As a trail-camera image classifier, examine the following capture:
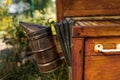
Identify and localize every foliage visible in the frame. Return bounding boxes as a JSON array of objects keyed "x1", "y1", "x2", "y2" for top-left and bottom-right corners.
[
  {"x1": 39, "y1": 64, "x2": 68, "y2": 80},
  {"x1": 21, "y1": 0, "x2": 55, "y2": 11},
  {"x1": 0, "y1": 50, "x2": 40, "y2": 80},
  {"x1": 0, "y1": 47, "x2": 68, "y2": 80},
  {"x1": 34, "y1": 0, "x2": 55, "y2": 11}
]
